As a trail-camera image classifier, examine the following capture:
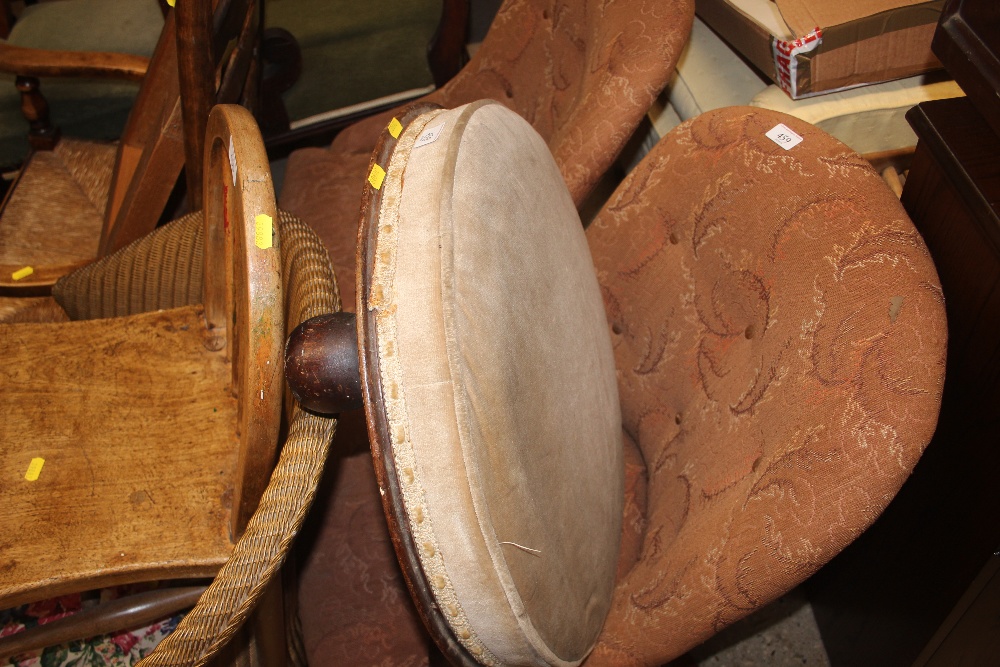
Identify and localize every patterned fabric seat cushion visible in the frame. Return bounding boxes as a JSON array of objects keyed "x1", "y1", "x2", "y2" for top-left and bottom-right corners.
[
  {"x1": 294, "y1": 103, "x2": 947, "y2": 665},
  {"x1": 0, "y1": 586, "x2": 182, "y2": 667}
]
